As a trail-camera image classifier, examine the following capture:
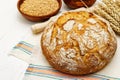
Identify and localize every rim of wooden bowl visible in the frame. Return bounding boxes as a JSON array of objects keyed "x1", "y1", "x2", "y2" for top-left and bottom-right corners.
[{"x1": 17, "y1": 0, "x2": 62, "y2": 22}]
